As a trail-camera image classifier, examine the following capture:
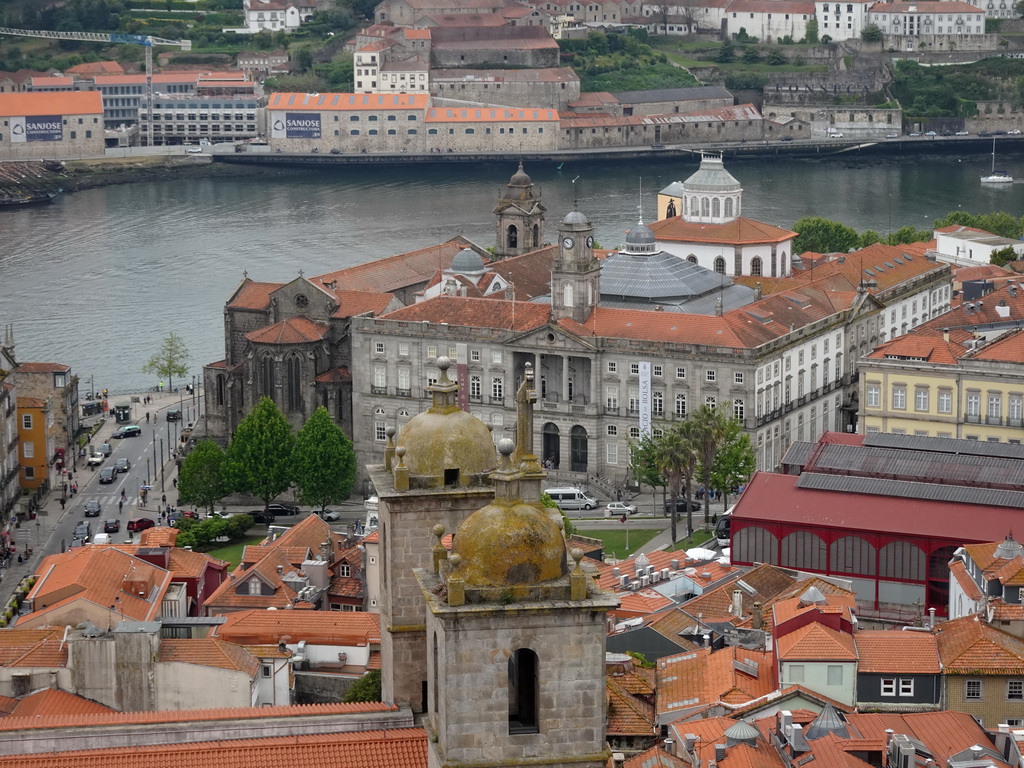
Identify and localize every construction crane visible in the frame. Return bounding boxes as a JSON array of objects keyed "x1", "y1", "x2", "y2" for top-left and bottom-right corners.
[{"x1": 0, "y1": 28, "x2": 192, "y2": 147}]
